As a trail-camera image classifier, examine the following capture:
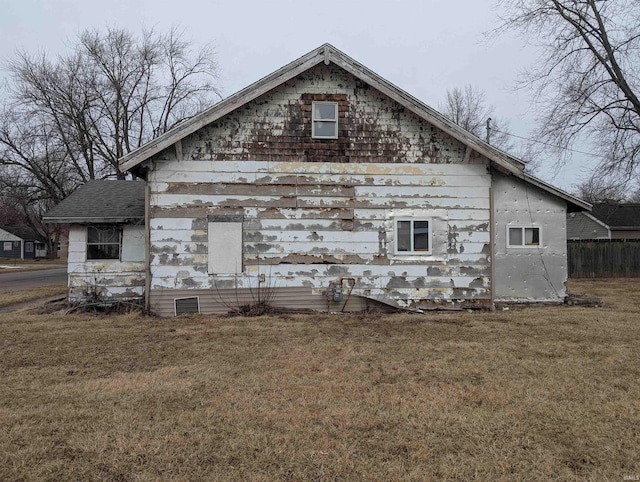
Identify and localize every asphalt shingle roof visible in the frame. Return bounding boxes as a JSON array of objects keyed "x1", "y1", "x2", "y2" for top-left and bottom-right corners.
[
  {"x1": 0, "y1": 225, "x2": 47, "y2": 242},
  {"x1": 590, "y1": 203, "x2": 640, "y2": 229},
  {"x1": 43, "y1": 180, "x2": 145, "y2": 224}
]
